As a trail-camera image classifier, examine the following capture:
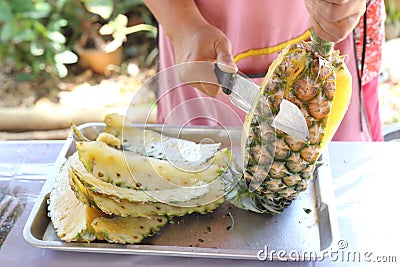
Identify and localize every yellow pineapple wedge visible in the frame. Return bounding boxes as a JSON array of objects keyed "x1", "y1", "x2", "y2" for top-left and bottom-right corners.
[
  {"x1": 48, "y1": 153, "x2": 106, "y2": 242},
  {"x1": 227, "y1": 28, "x2": 352, "y2": 214}
]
